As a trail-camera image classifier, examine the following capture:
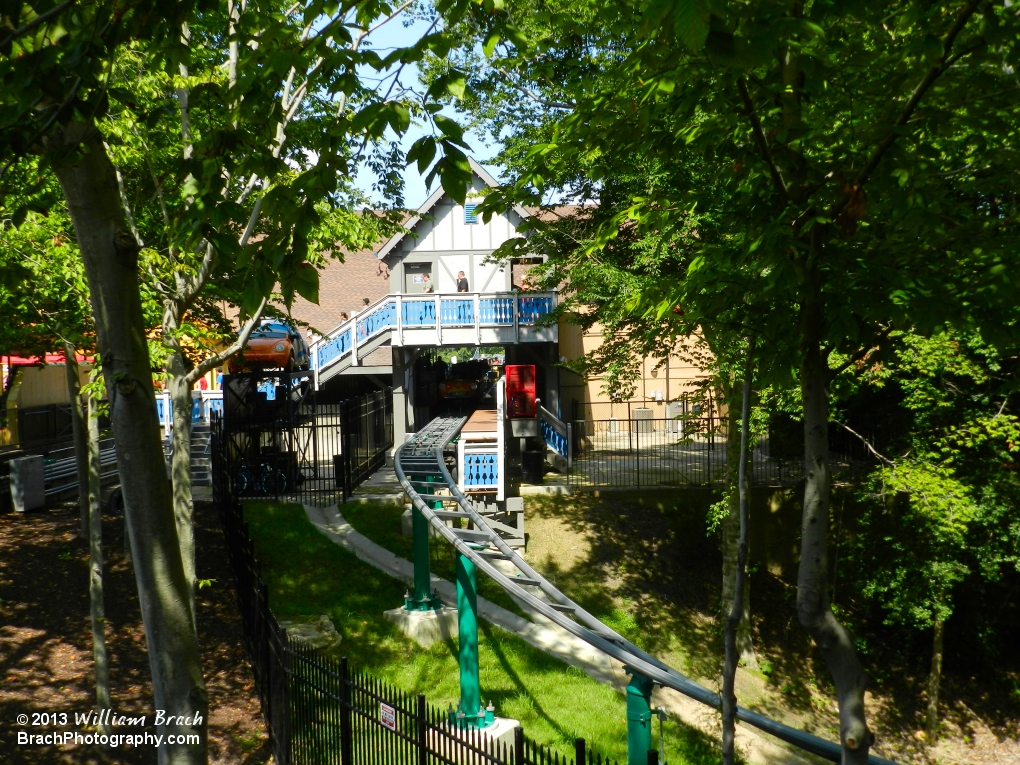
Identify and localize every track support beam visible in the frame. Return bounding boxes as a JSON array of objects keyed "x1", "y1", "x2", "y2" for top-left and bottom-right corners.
[
  {"x1": 626, "y1": 671, "x2": 654, "y2": 765},
  {"x1": 454, "y1": 545, "x2": 494, "y2": 728},
  {"x1": 405, "y1": 475, "x2": 442, "y2": 612}
]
